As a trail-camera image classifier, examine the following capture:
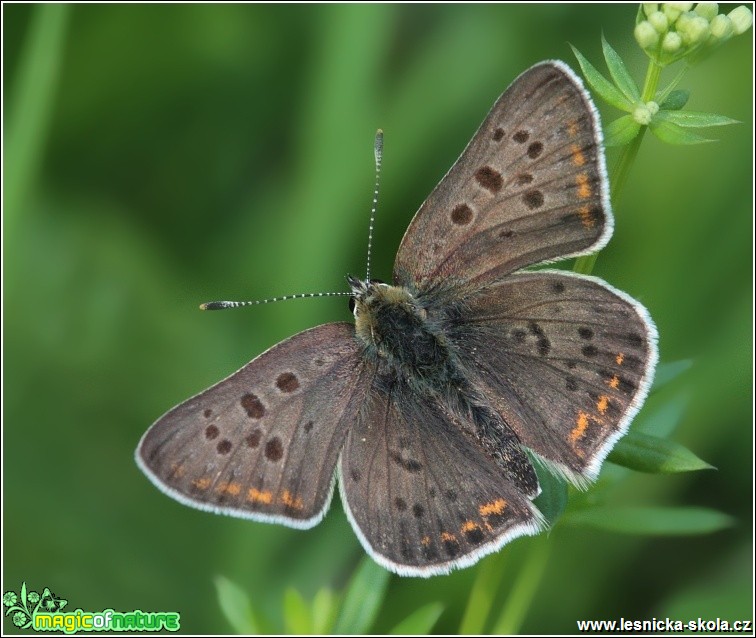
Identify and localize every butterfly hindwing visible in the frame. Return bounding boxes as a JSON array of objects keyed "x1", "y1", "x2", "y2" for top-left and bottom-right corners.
[
  {"x1": 394, "y1": 61, "x2": 610, "y2": 291},
  {"x1": 339, "y1": 373, "x2": 543, "y2": 576},
  {"x1": 137, "y1": 323, "x2": 368, "y2": 528},
  {"x1": 447, "y1": 271, "x2": 658, "y2": 484}
]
